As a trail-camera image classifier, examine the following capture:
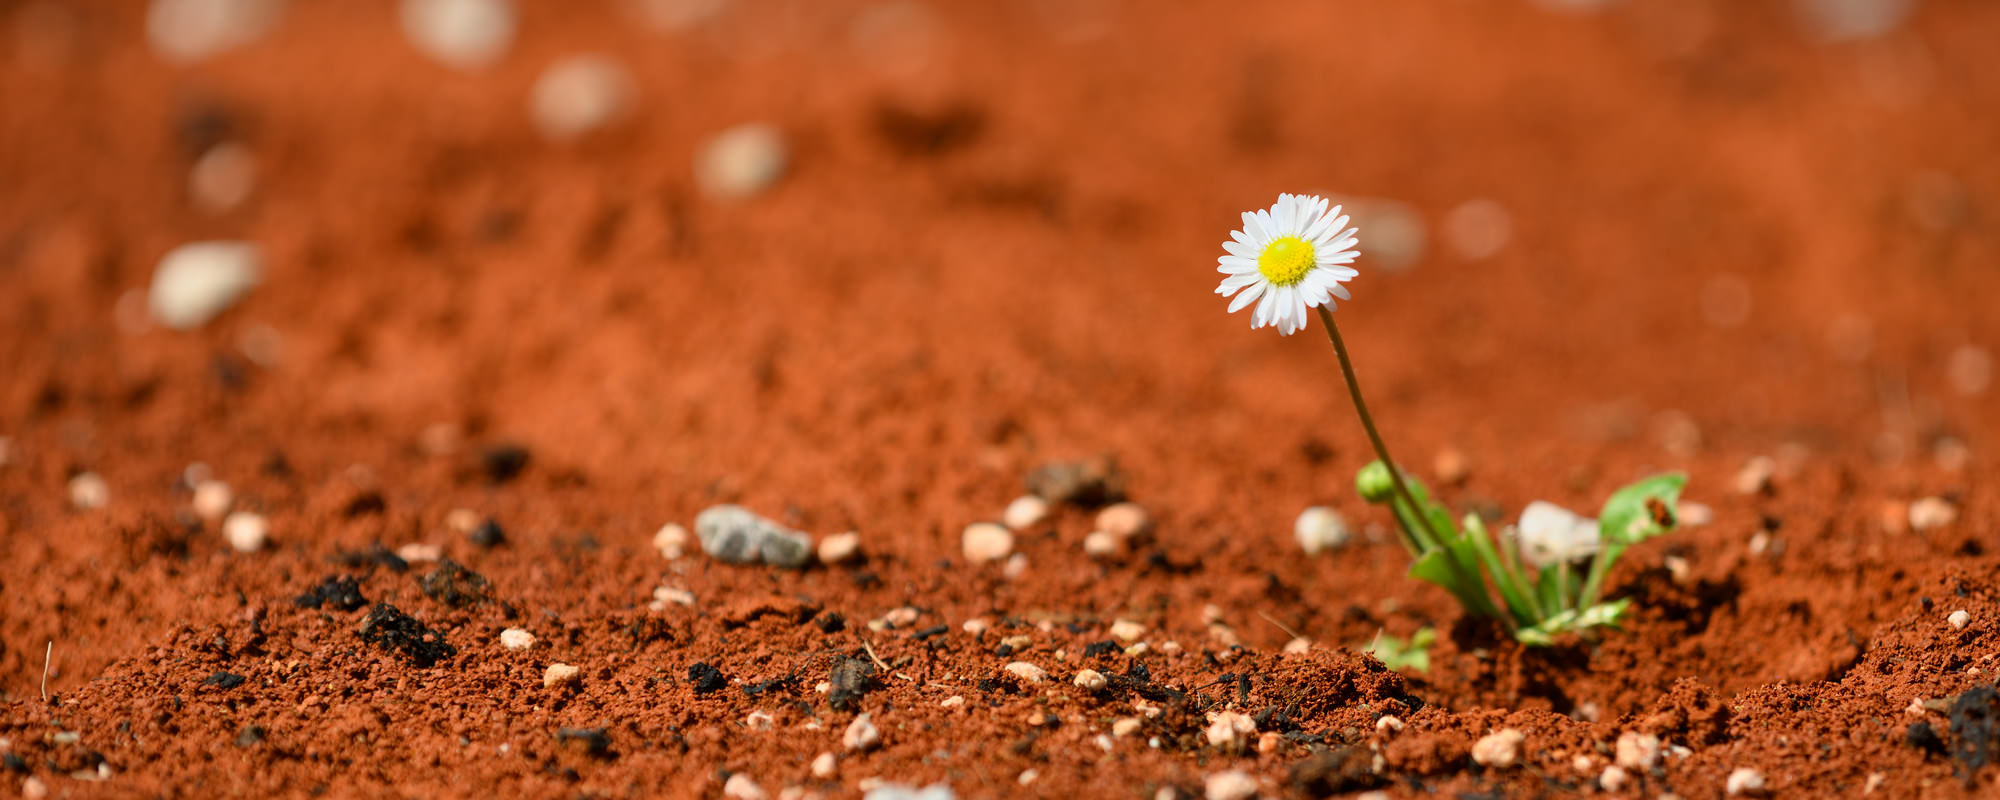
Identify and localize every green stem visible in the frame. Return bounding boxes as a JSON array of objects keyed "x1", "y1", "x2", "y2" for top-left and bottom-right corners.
[
  {"x1": 1577, "y1": 543, "x2": 1623, "y2": 609},
  {"x1": 1556, "y1": 560, "x2": 1574, "y2": 613},
  {"x1": 1316, "y1": 306, "x2": 1448, "y2": 552}
]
